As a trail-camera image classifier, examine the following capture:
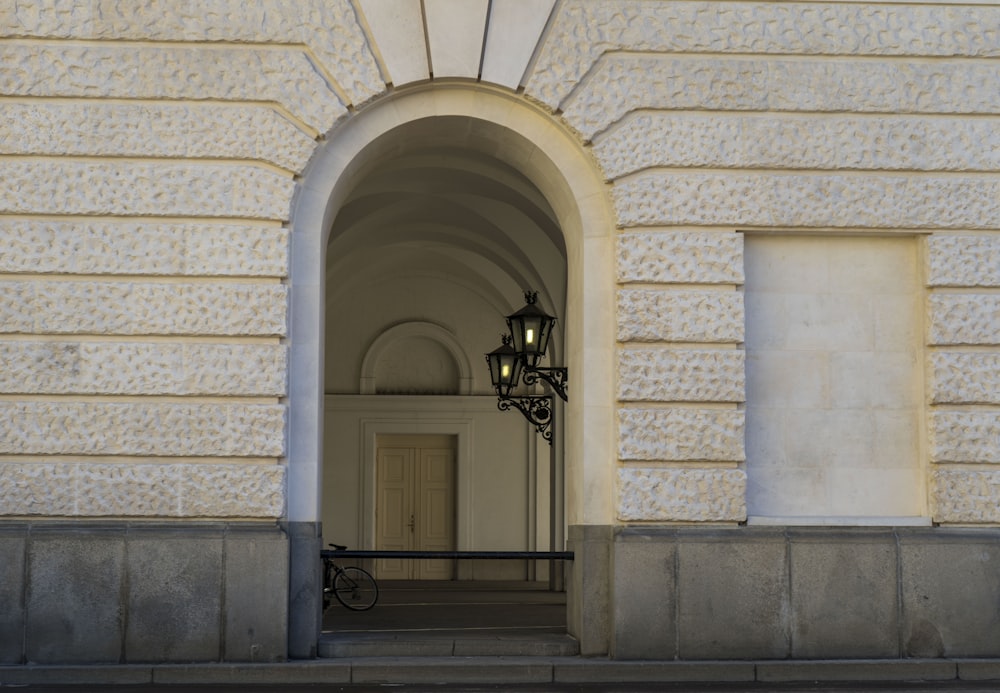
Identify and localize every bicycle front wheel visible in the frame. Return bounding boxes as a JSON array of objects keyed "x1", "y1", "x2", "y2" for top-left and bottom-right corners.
[{"x1": 333, "y1": 566, "x2": 378, "y2": 611}]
